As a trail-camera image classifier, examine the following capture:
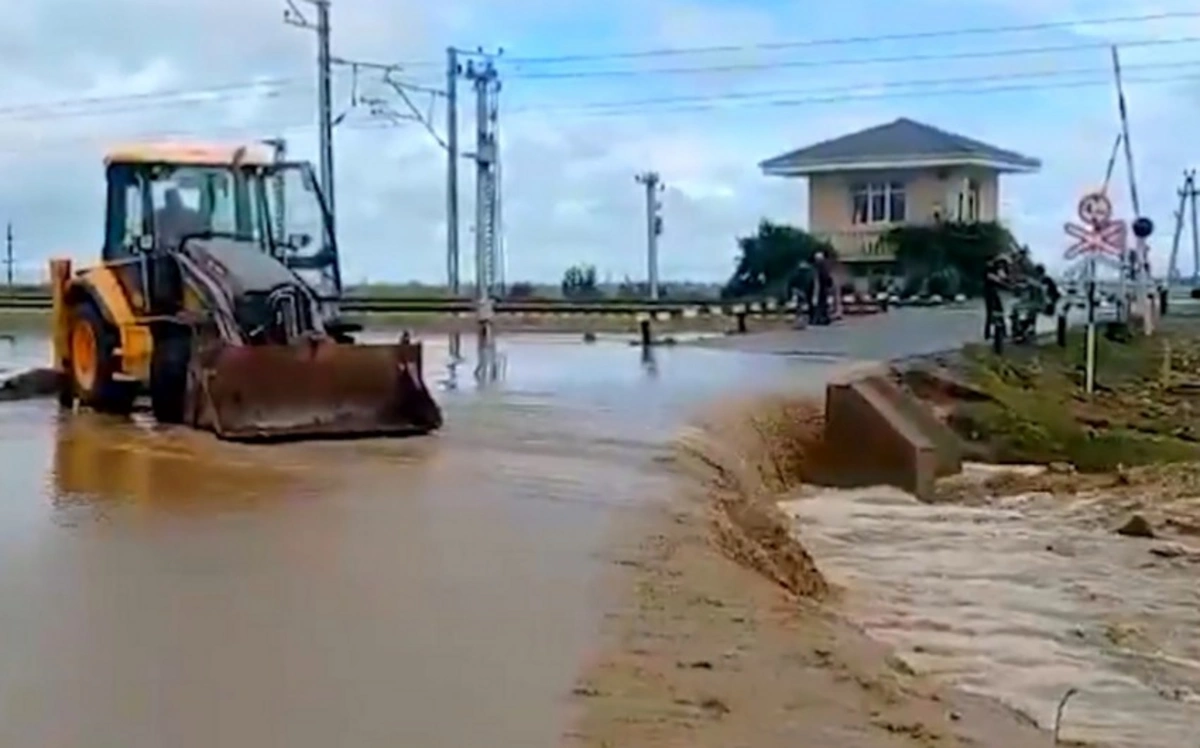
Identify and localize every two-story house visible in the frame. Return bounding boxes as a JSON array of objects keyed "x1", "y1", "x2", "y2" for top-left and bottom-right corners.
[{"x1": 759, "y1": 117, "x2": 1040, "y2": 281}]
